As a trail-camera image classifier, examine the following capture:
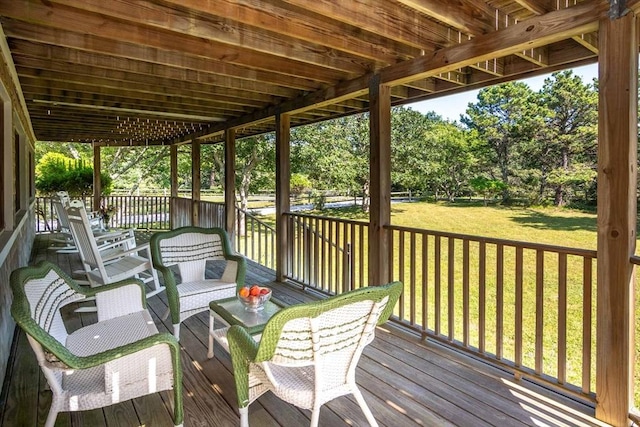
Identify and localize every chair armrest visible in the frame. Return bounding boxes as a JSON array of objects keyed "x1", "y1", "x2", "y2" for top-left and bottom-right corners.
[
  {"x1": 228, "y1": 325, "x2": 259, "y2": 408},
  {"x1": 92, "y1": 279, "x2": 147, "y2": 321},
  {"x1": 94, "y1": 229, "x2": 134, "y2": 243},
  {"x1": 100, "y1": 242, "x2": 151, "y2": 262}
]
